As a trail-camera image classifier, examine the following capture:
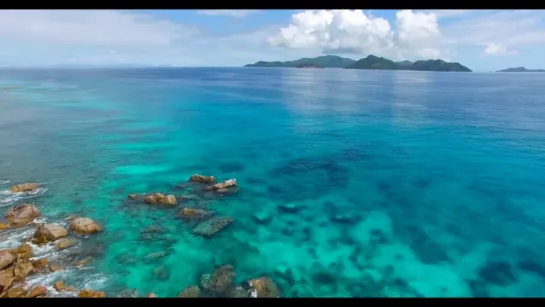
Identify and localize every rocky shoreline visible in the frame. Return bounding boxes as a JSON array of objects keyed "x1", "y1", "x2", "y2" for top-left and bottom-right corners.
[{"x1": 0, "y1": 175, "x2": 281, "y2": 298}]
